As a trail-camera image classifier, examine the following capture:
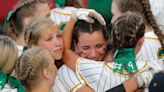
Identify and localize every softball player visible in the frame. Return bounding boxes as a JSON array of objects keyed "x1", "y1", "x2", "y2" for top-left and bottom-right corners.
[
  {"x1": 56, "y1": 65, "x2": 84, "y2": 92},
  {"x1": 62, "y1": 13, "x2": 162, "y2": 92},
  {"x1": 75, "y1": 57, "x2": 161, "y2": 92},
  {"x1": 137, "y1": 31, "x2": 164, "y2": 68},
  {"x1": 110, "y1": 0, "x2": 164, "y2": 68},
  {"x1": 52, "y1": 8, "x2": 107, "y2": 92}
]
